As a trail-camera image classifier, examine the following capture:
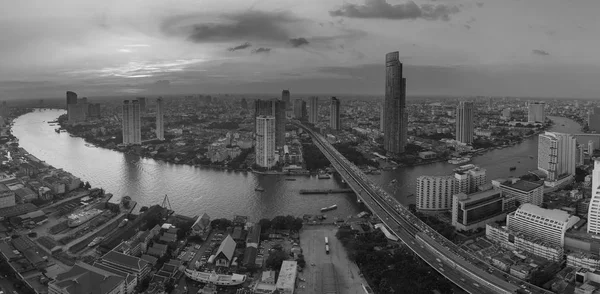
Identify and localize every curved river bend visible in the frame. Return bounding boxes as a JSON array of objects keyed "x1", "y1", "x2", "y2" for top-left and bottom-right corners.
[{"x1": 12, "y1": 109, "x2": 582, "y2": 220}]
